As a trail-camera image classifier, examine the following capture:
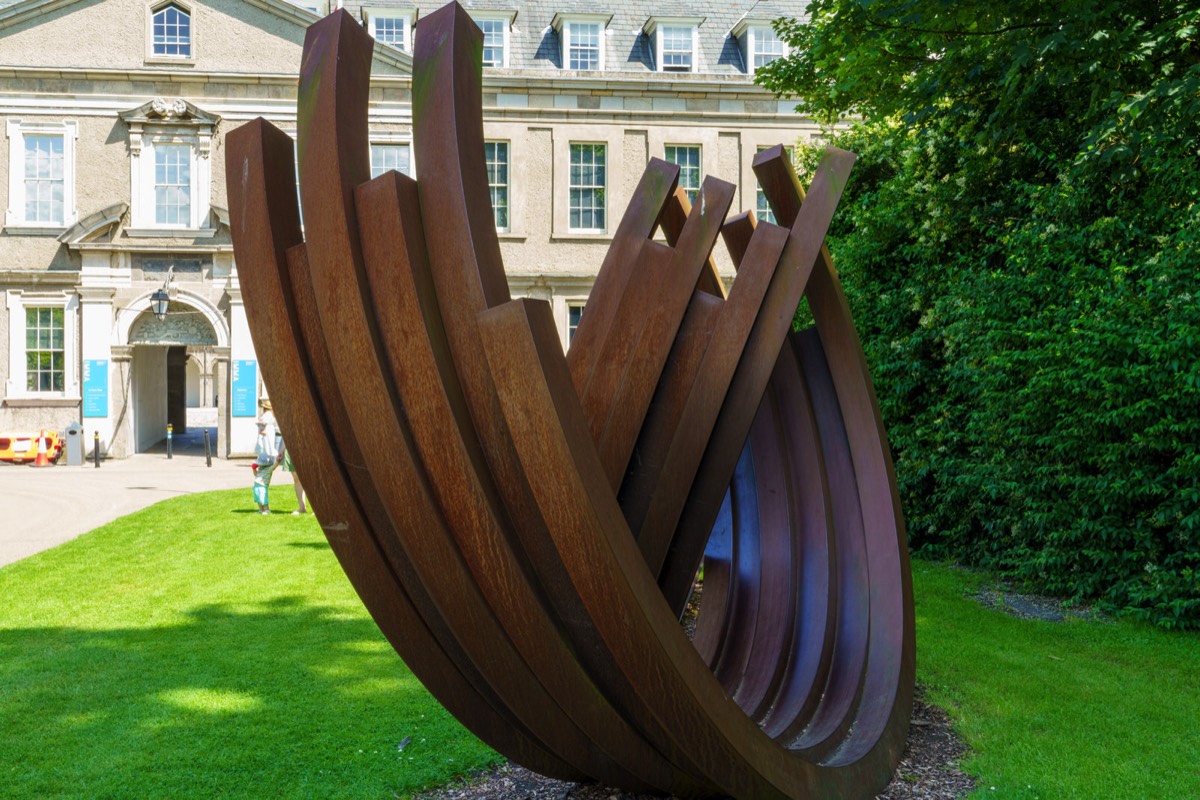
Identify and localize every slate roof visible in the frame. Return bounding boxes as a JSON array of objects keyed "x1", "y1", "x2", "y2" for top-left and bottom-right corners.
[{"x1": 344, "y1": 0, "x2": 808, "y2": 76}]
